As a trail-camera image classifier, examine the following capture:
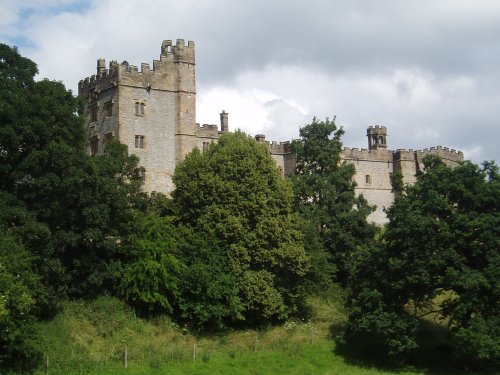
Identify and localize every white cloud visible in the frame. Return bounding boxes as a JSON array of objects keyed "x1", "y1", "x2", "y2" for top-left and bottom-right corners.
[{"x1": 1, "y1": 0, "x2": 499, "y2": 163}]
